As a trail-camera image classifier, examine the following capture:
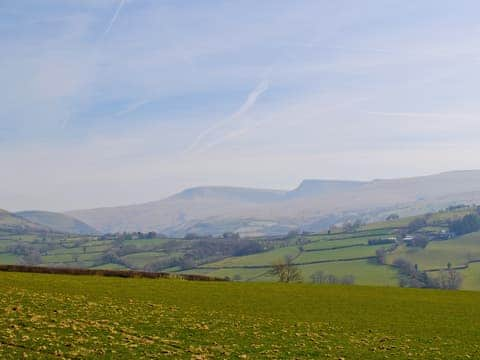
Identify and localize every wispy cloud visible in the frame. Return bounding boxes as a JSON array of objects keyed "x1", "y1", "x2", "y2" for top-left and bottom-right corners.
[
  {"x1": 185, "y1": 78, "x2": 269, "y2": 153},
  {"x1": 114, "y1": 99, "x2": 150, "y2": 117},
  {"x1": 103, "y1": 0, "x2": 126, "y2": 37},
  {"x1": 5, "y1": 1, "x2": 480, "y2": 211}
]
